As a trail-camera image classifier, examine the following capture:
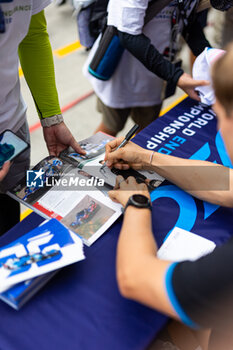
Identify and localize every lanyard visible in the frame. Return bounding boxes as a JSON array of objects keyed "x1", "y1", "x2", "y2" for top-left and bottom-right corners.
[
  {"x1": 166, "y1": 1, "x2": 184, "y2": 62},
  {"x1": 167, "y1": 0, "x2": 198, "y2": 62},
  {"x1": 177, "y1": 0, "x2": 188, "y2": 26}
]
